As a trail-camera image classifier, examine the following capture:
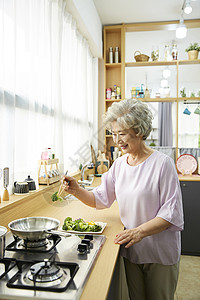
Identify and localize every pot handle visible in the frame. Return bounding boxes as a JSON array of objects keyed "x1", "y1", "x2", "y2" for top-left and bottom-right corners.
[
  {"x1": 14, "y1": 181, "x2": 17, "y2": 188},
  {"x1": 45, "y1": 230, "x2": 72, "y2": 237}
]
